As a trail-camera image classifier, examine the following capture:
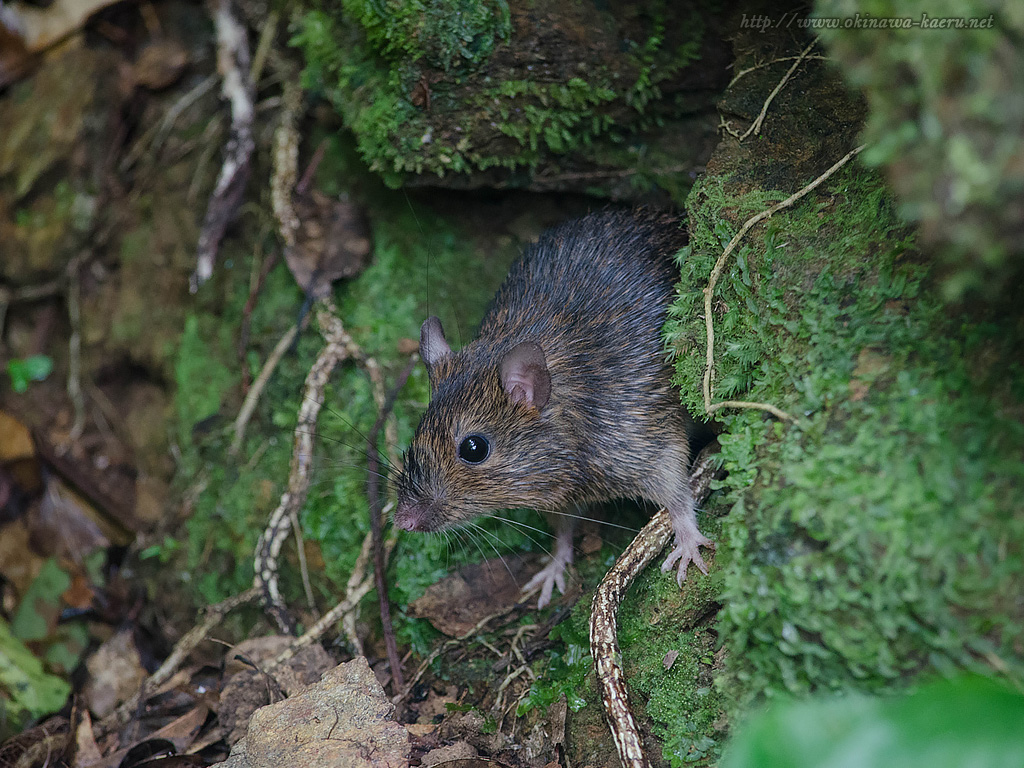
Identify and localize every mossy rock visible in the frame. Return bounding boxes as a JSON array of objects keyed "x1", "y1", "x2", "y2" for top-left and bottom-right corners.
[
  {"x1": 591, "y1": 22, "x2": 1024, "y2": 762},
  {"x1": 673, "y1": 159, "x2": 1024, "y2": 713},
  {"x1": 291, "y1": 0, "x2": 734, "y2": 200}
]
